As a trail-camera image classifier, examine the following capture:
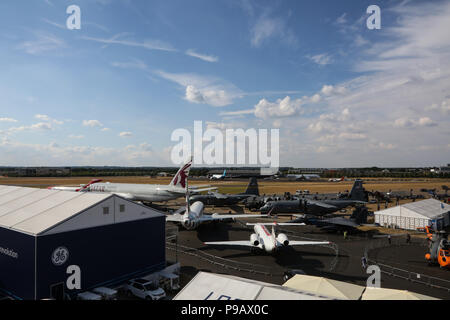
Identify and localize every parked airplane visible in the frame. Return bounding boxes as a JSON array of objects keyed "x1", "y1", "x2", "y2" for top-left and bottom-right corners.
[
  {"x1": 328, "y1": 176, "x2": 346, "y2": 182},
  {"x1": 48, "y1": 159, "x2": 214, "y2": 203},
  {"x1": 210, "y1": 170, "x2": 226, "y2": 180},
  {"x1": 293, "y1": 205, "x2": 370, "y2": 233},
  {"x1": 189, "y1": 177, "x2": 259, "y2": 206},
  {"x1": 260, "y1": 179, "x2": 367, "y2": 215},
  {"x1": 286, "y1": 174, "x2": 320, "y2": 181},
  {"x1": 166, "y1": 181, "x2": 266, "y2": 230},
  {"x1": 204, "y1": 222, "x2": 330, "y2": 254}
]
